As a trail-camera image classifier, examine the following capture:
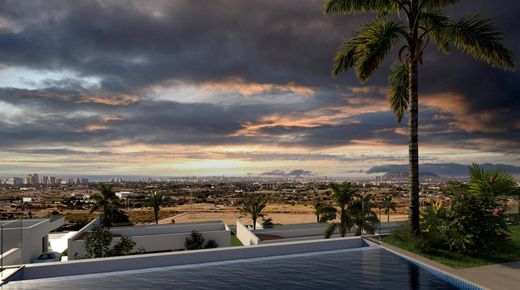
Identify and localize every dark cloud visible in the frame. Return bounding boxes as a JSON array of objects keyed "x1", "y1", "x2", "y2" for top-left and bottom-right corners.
[
  {"x1": 0, "y1": 0, "x2": 518, "y2": 167},
  {"x1": 261, "y1": 169, "x2": 315, "y2": 177}
]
